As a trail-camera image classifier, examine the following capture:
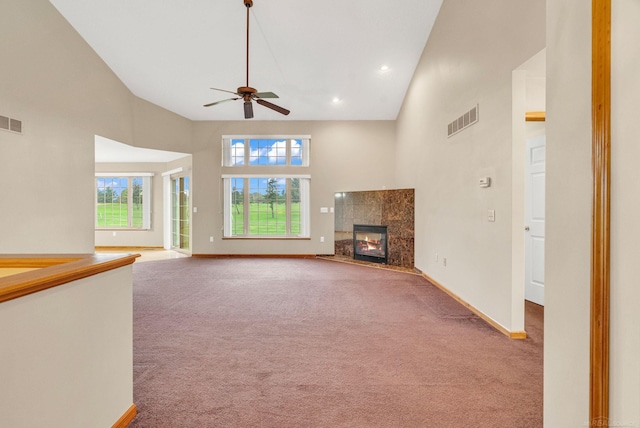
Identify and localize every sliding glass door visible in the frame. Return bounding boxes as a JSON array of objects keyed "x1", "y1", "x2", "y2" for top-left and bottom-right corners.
[{"x1": 171, "y1": 176, "x2": 190, "y2": 250}]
